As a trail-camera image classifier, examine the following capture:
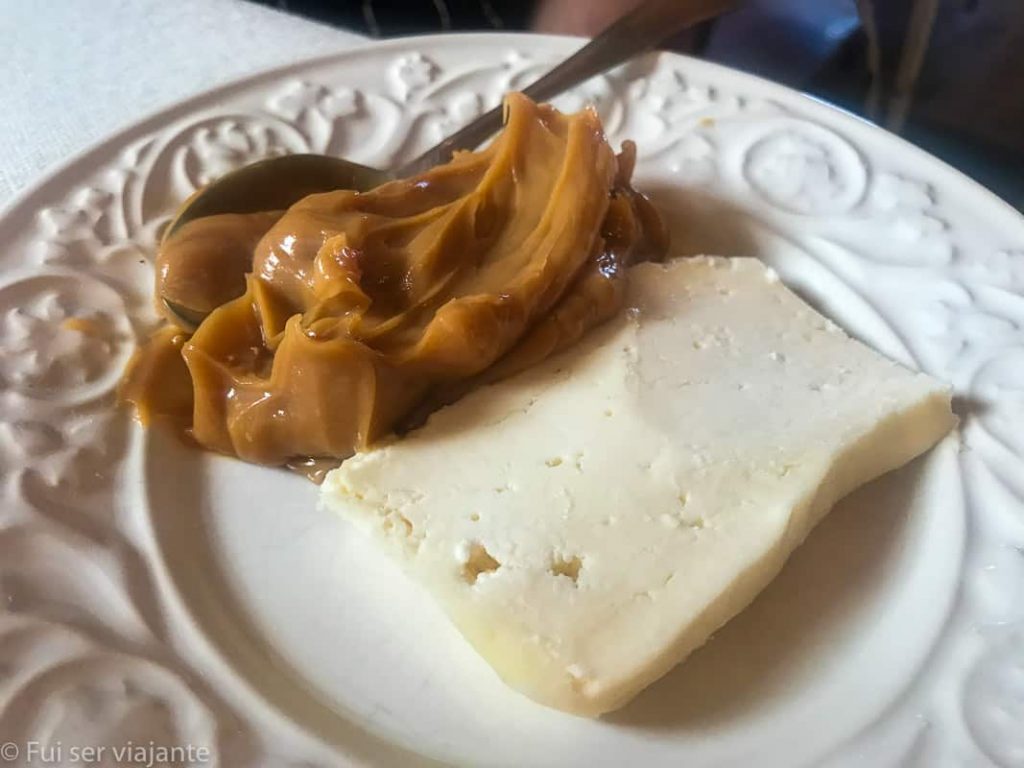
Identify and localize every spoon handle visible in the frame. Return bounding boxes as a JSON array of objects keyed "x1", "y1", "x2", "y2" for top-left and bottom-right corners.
[{"x1": 393, "y1": 0, "x2": 737, "y2": 179}]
